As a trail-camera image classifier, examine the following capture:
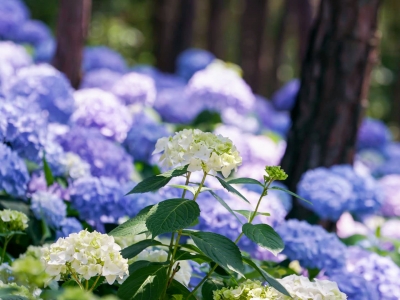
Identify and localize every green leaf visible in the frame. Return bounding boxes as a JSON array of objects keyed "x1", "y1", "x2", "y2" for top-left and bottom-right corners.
[
  {"x1": 109, "y1": 205, "x2": 153, "y2": 237},
  {"x1": 40, "y1": 219, "x2": 52, "y2": 243},
  {"x1": 121, "y1": 239, "x2": 163, "y2": 259},
  {"x1": 202, "y1": 279, "x2": 224, "y2": 300},
  {"x1": 270, "y1": 186, "x2": 312, "y2": 205},
  {"x1": 186, "y1": 231, "x2": 244, "y2": 276},
  {"x1": 127, "y1": 166, "x2": 188, "y2": 194},
  {"x1": 118, "y1": 263, "x2": 168, "y2": 300},
  {"x1": 234, "y1": 210, "x2": 270, "y2": 220},
  {"x1": 242, "y1": 223, "x2": 284, "y2": 256},
  {"x1": 167, "y1": 280, "x2": 196, "y2": 300},
  {"x1": 146, "y1": 199, "x2": 200, "y2": 237},
  {"x1": 227, "y1": 178, "x2": 263, "y2": 186},
  {"x1": 42, "y1": 153, "x2": 54, "y2": 187},
  {"x1": 307, "y1": 268, "x2": 320, "y2": 280},
  {"x1": 242, "y1": 257, "x2": 290, "y2": 297},
  {"x1": 168, "y1": 185, "x2": 197, "y2": 195},
  {"x1": 209, "y1": 191, "x2": 243, "y2": 224},
  {"x1": 128, "y1": 260, "x2": 153, "y2": 274},
  {"x1": 216, "y1": 177, "x2": 250, "y2": 204},
  {"x1": 174, "y1": 249, "x2": 211, "y2": 264}
]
